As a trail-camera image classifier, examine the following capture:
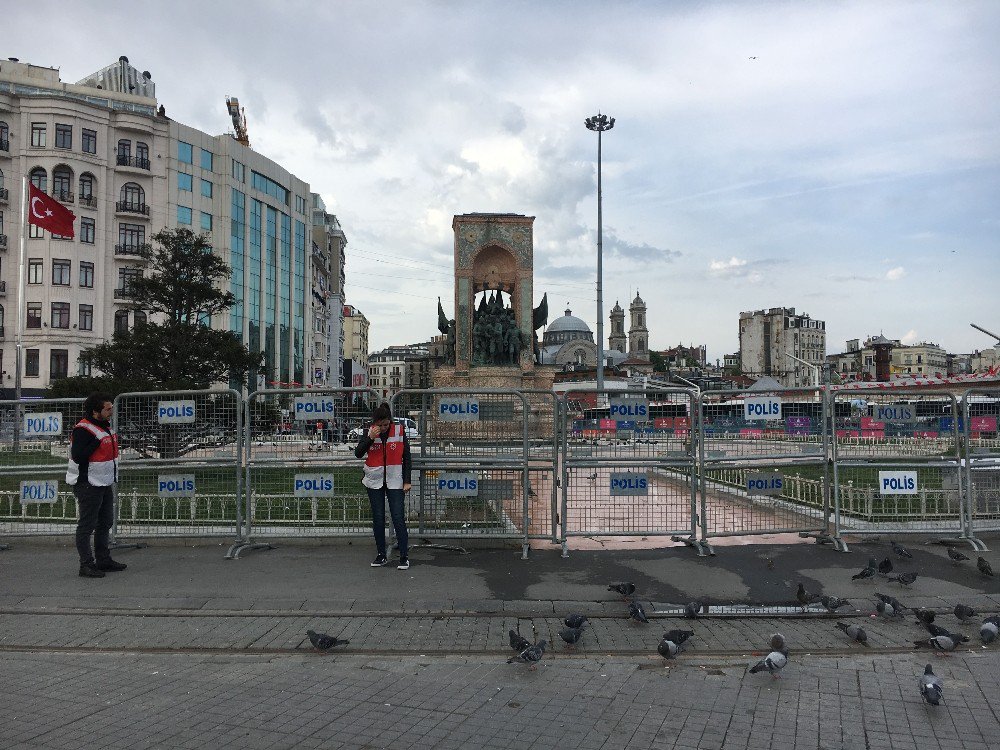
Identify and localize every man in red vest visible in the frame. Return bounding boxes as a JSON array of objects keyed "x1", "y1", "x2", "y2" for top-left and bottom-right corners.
[
  {"x1": 354, "y1": 403, "x2": 412, "y2": 569},
  {"x1": 66, "y1": 393, "x2": 127, "y2": 578}
]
